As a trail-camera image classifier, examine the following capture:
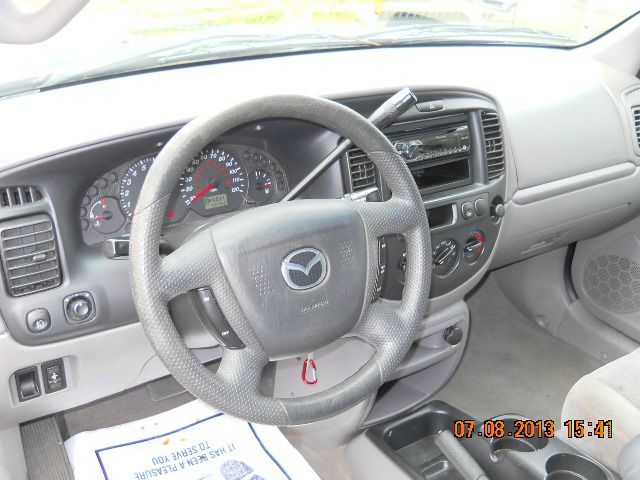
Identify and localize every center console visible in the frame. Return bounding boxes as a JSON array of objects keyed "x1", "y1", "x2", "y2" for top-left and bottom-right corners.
[
  {"x1": 347, "y1": 401, "x2": 618, "y2": 480},
  {"x1": 343, "y1": 92, "x2": 506, "y2": 299}
]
